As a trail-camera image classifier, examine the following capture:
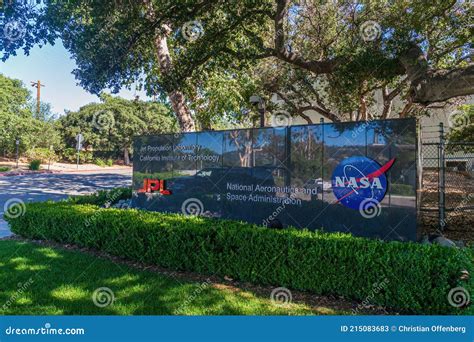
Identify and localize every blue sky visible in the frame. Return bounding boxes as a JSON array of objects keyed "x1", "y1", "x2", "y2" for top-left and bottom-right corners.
[{"x1": 0, "y1": 39, "x2": 148, "y2": 115}]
